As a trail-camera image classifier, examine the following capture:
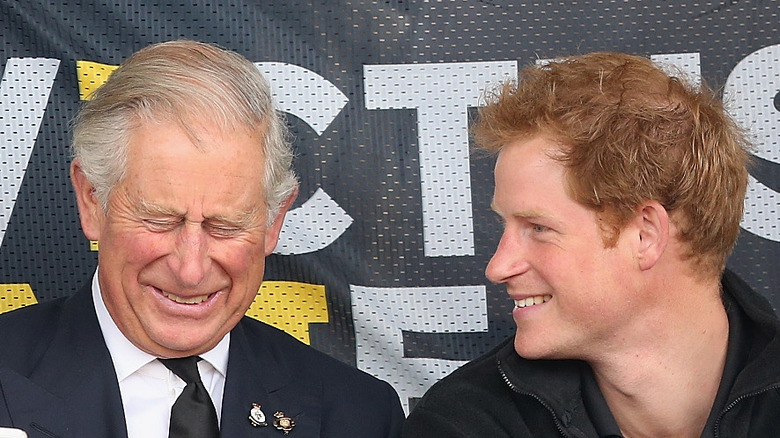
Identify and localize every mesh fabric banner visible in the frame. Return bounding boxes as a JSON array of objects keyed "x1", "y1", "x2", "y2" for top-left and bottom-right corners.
[{"x1": 1, "y1": 0, "x2": 778, "y2": 412}]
